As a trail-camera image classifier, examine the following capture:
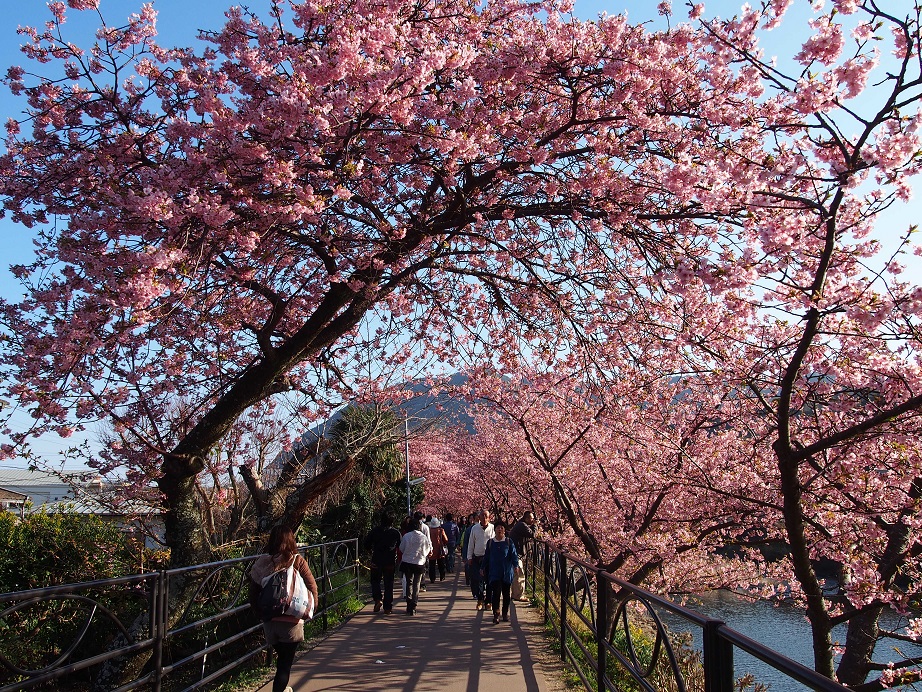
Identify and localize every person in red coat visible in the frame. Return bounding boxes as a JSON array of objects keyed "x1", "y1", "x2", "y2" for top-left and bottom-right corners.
[{"x1": 427, "y1": 518, "x2": 449, "y2": 583}]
